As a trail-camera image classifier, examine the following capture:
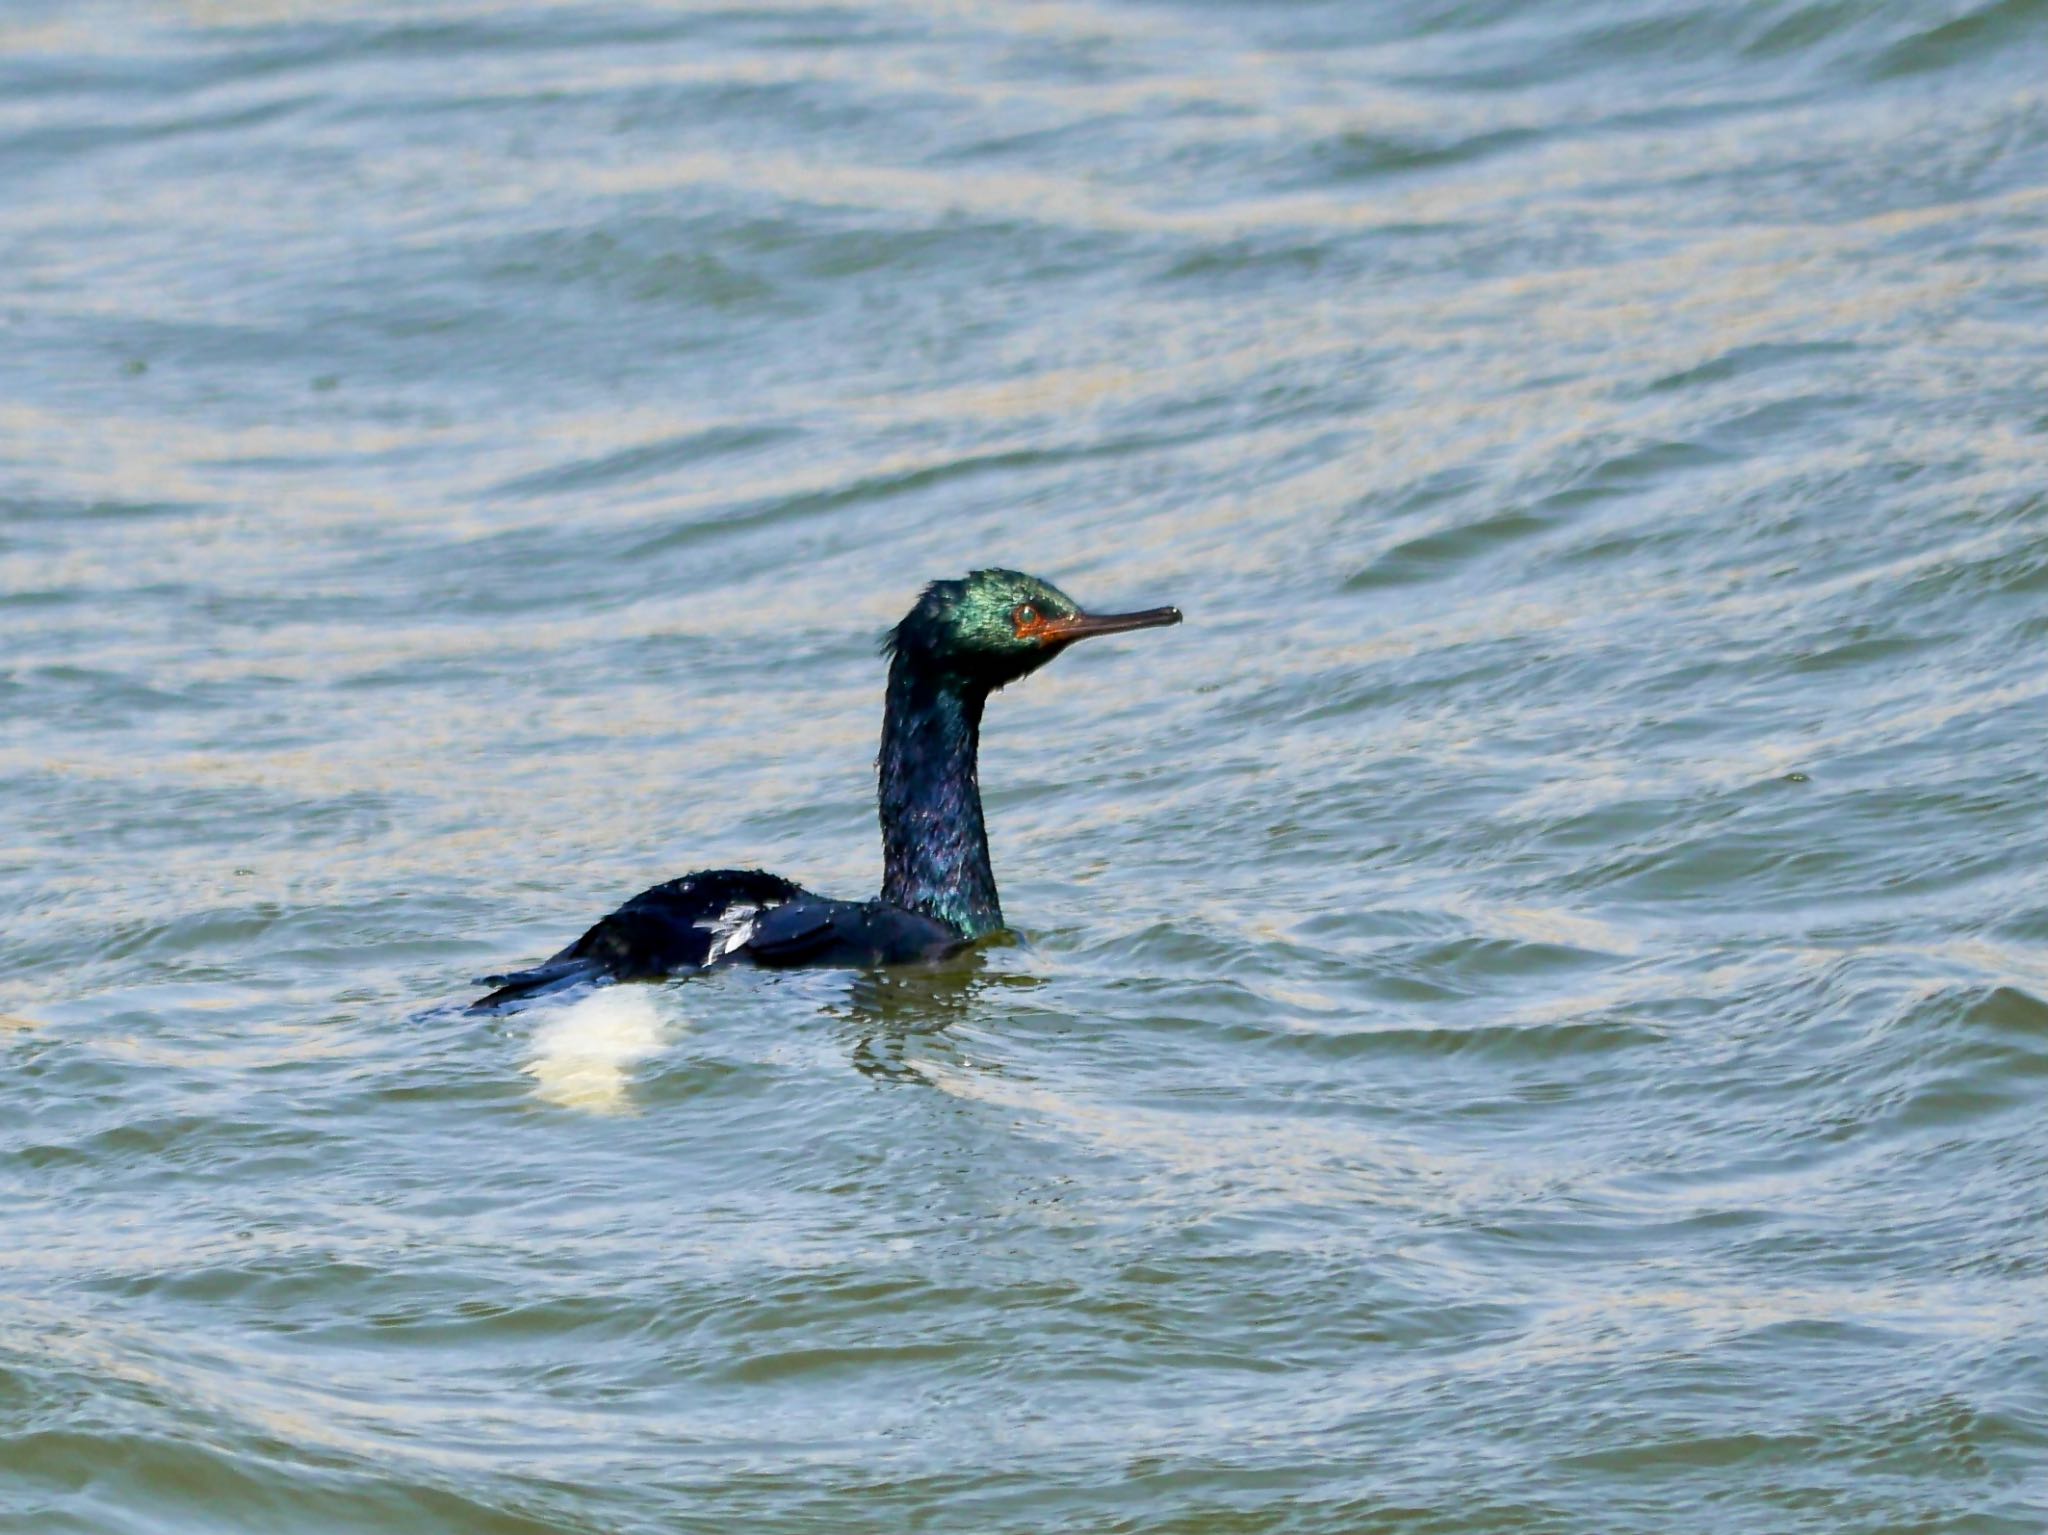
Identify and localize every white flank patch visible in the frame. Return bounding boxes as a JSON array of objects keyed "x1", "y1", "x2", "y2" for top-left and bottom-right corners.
[
  {"x1": 698, "y1": 903, "x2": 760, "y2": 964},
  {"x1": 524, "y1": 987, "x2": 670, "y2": 1114}
]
